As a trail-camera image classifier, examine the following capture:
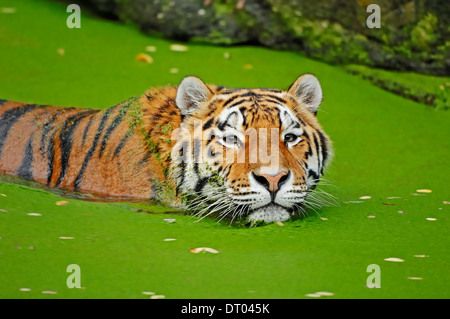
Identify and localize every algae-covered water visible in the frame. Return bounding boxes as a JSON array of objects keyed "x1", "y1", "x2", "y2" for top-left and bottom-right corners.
[{"x1": 0, "y1": 0, "x2": 449, "y2": 299}]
